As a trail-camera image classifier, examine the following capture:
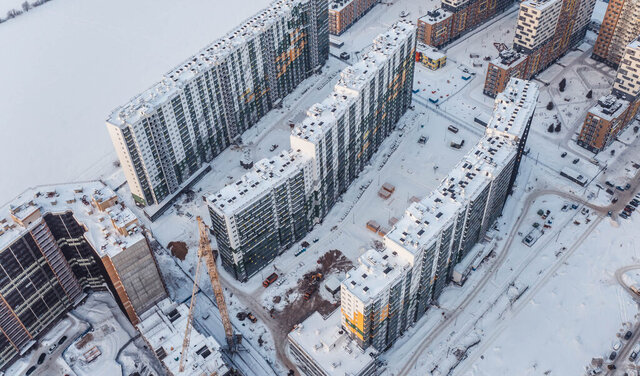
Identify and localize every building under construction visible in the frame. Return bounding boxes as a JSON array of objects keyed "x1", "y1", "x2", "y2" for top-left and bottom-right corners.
[
  {"x1": 107, "y1": 0, "x2": 329, "y2": 214},
  {"x1": 0, "y1": 182, "x2": 167, "y2": 370},
  {"x1": 137, "y1": 298, "x2": 231, "y2": 376}
]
